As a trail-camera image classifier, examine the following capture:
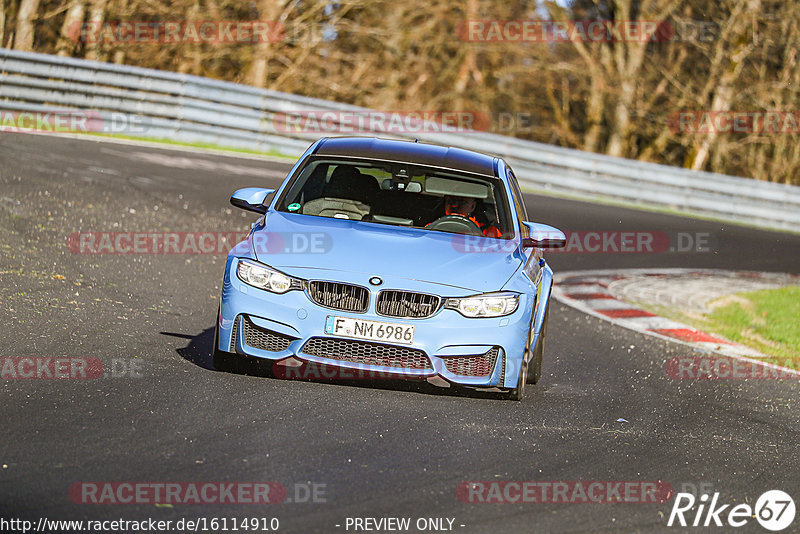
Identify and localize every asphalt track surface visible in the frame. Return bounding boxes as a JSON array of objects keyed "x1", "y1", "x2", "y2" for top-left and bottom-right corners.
[{"x1": 2, "y1": 133, "x2": 800, "y2": 533}]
